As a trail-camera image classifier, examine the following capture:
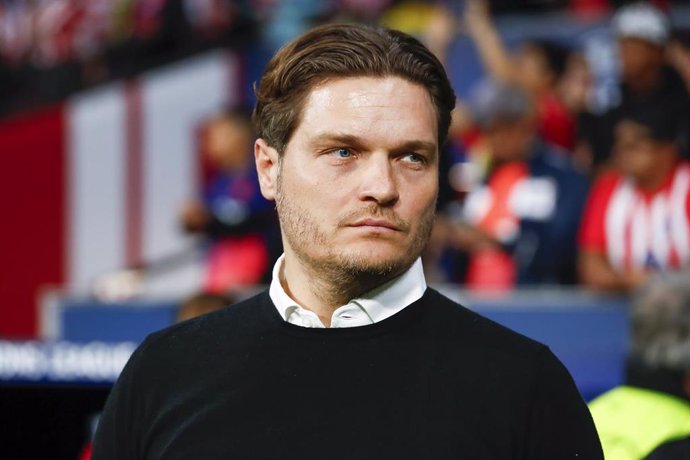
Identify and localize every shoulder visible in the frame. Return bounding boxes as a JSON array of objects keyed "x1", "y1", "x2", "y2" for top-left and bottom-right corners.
[
  {"x1": 679, "y1": 163, "x2": 690, "y2": 210},
  {"x1": 132, "y1": 290, "x2": 273, "y2": 364},
  {"x1": 593, "y1": 168, "x2": 624, "y2": 187},
  {"x1": 579, "y1": 173, "x2": 619, "y2": 248},
  {"x1": 588, "y1": 170, "x2": 625, "y2": 206},
  {"x1": 531, "y1": 144, "x2": 586, "y2": 183},
  {"x1": 422, "y1": 288, "x2": 587, "y2": 398},
  {"x1": 421, "y1": 288, "x2": 547, "y2": 358},
  {"x1": 646, "y1": 435, "x2": 690, "y2": 460},
  {"x1": 675, "y1": 161, "x2": 690, "y2": 180},
  {"x1": 421, "y1": 289, "x2": 597, "y2": 450}
]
